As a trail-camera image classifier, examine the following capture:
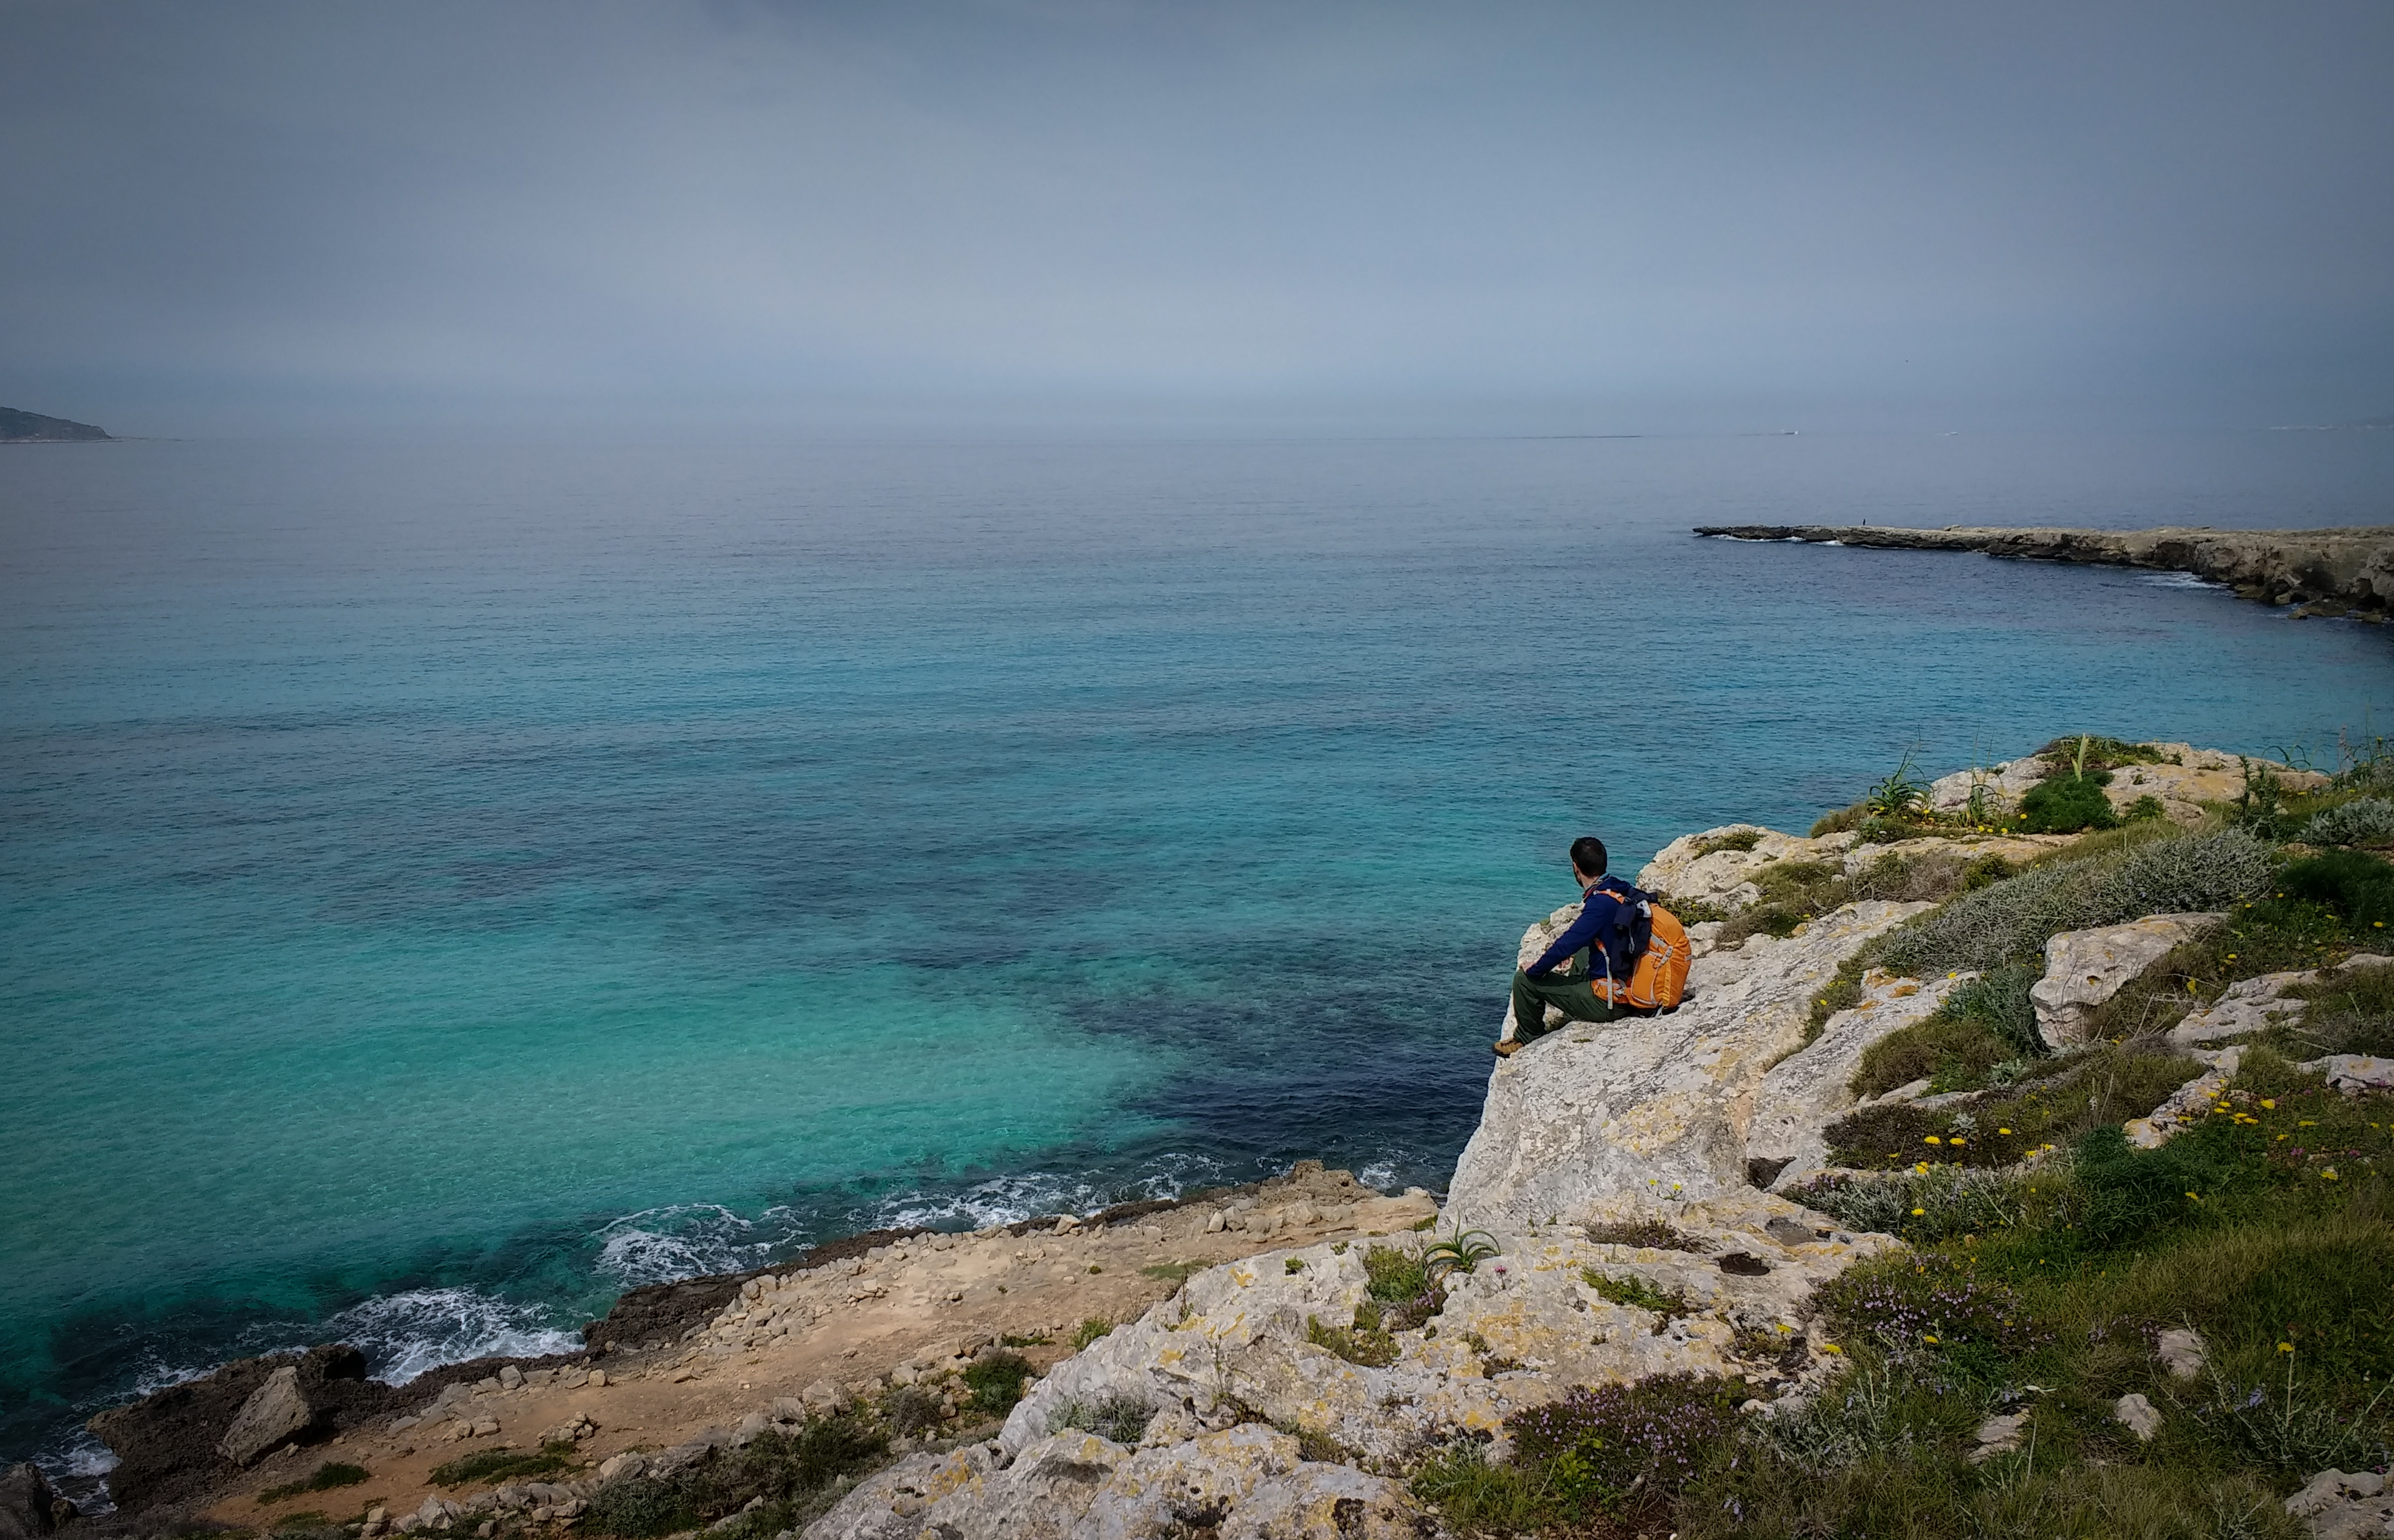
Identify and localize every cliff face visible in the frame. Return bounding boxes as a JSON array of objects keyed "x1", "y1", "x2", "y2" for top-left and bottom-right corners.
[
  {"x1": 1694, "y1": 523, "x2": 2394, "y2": 617},
  {"x1": 0, "y1": 408, "x2": 110, "y2": 442}
]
